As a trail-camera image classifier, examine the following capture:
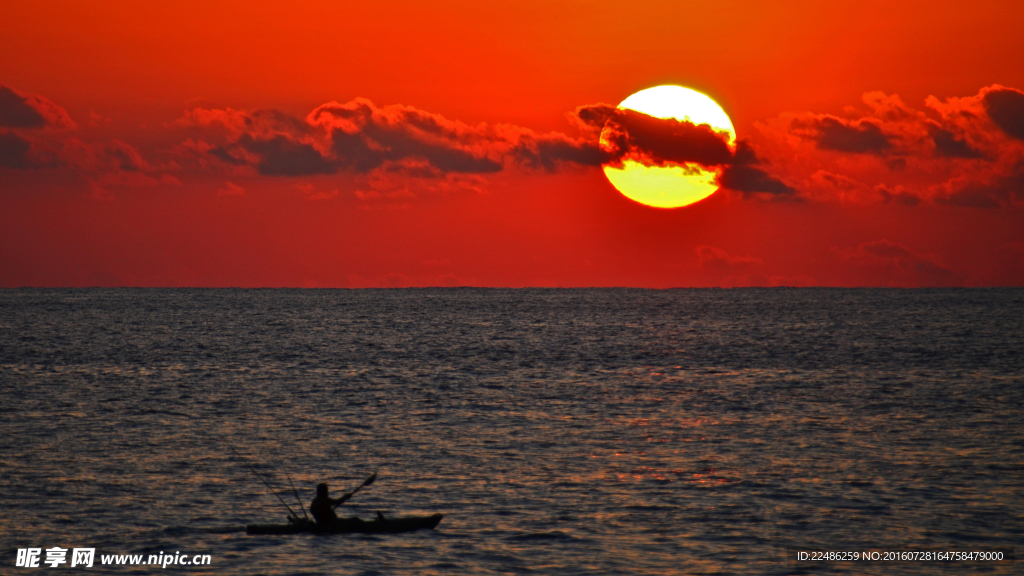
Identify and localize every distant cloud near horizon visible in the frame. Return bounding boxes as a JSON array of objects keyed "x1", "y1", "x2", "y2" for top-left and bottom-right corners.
[{"x1": 835, "y1": 240, "x2": 963, "y2": 287}]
